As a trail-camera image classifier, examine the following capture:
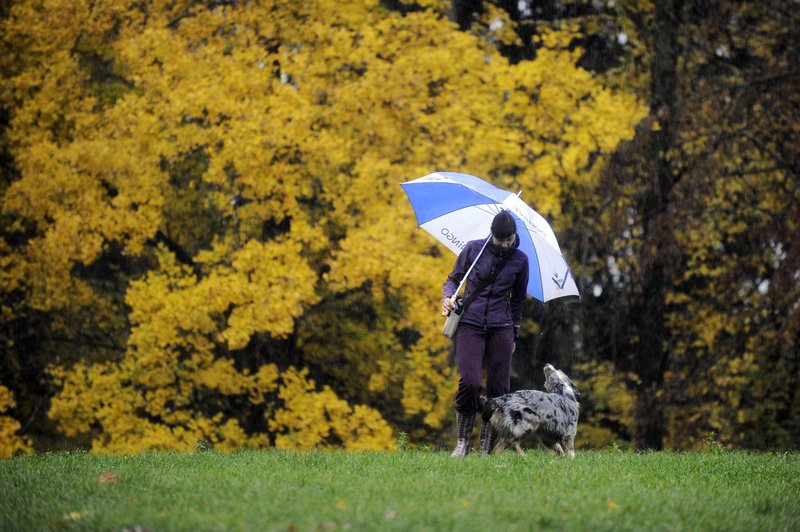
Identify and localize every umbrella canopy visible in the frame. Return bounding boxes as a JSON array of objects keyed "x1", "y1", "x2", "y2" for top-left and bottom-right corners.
[{"x1": 400, "y1": 171, "x2": 580, "y2": 303}]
